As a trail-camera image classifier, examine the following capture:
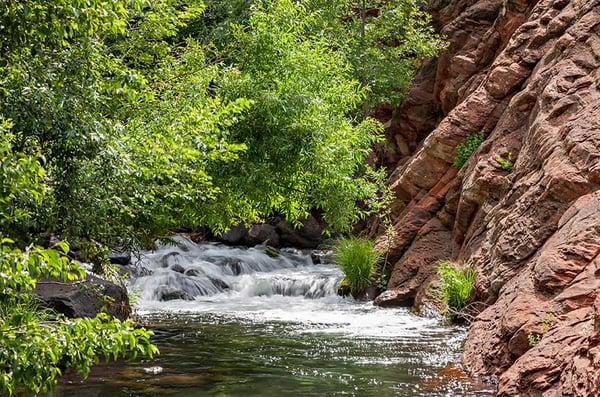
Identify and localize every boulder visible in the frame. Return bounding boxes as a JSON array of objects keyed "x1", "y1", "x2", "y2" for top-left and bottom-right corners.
[
  {"x1": 373, "y1": 289, "x2": 413, "y2": 307},
  {"x1": 276, "y1": 215, "x2": 325, "y2": 248},
  {"x1": 246, "y1": 224, "x2": 280, "y2": 247},
  {"x1": 310, "y1": 250, "x2": 334, "y2": 265},
  {"x1": 35, "y1": 274, "x2": 131, "y2": 320},
  {"x1": 155, "y1": 286, "x2": 193, "y2": 302},
  {"x1": 218, "y1": 224, "x2": 248, "y2": 245},
  {"x1": 109, "y1": 251, "x2": 131, "y2": 266}
]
